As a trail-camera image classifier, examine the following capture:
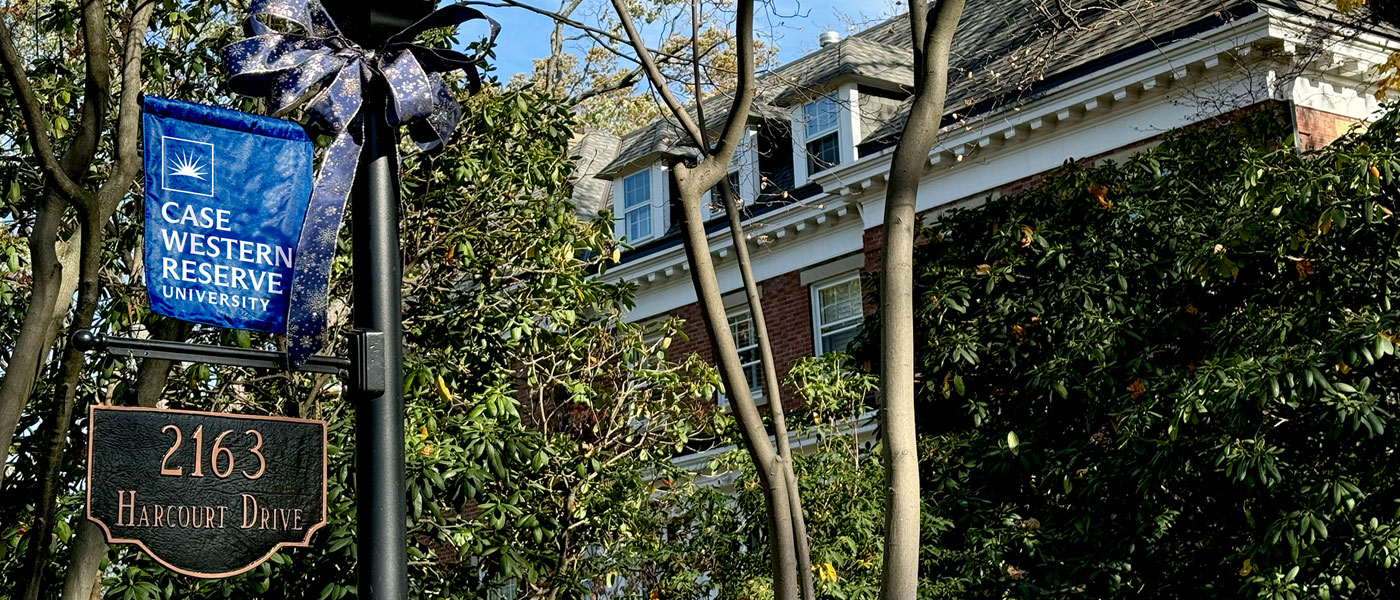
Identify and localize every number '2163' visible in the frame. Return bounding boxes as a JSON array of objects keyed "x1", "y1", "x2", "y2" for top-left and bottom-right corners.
[{"x1": 159, "y1": 425, "x2": 265, "y2": 480}]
